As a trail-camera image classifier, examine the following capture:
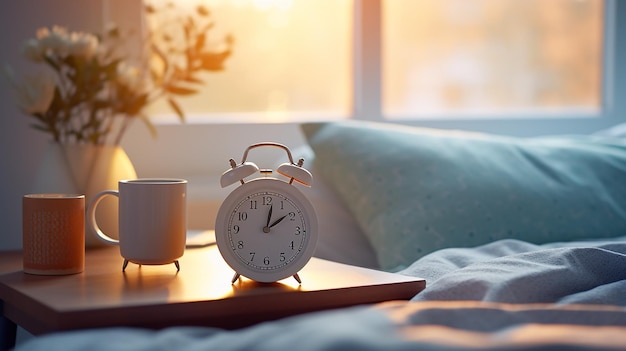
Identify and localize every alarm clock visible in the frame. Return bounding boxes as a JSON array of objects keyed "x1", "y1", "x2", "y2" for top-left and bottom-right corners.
[{"x1": 215, "y1": 142, "x2": 318, "y2": 284}]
